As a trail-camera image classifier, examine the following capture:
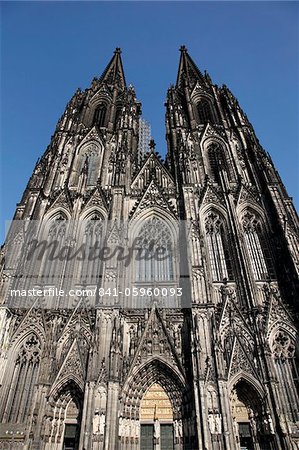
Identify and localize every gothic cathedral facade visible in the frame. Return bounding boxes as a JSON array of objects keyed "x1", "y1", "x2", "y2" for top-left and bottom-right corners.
[{"x1": 0, "y1": 47, "x2": 298, "y2": 450}]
